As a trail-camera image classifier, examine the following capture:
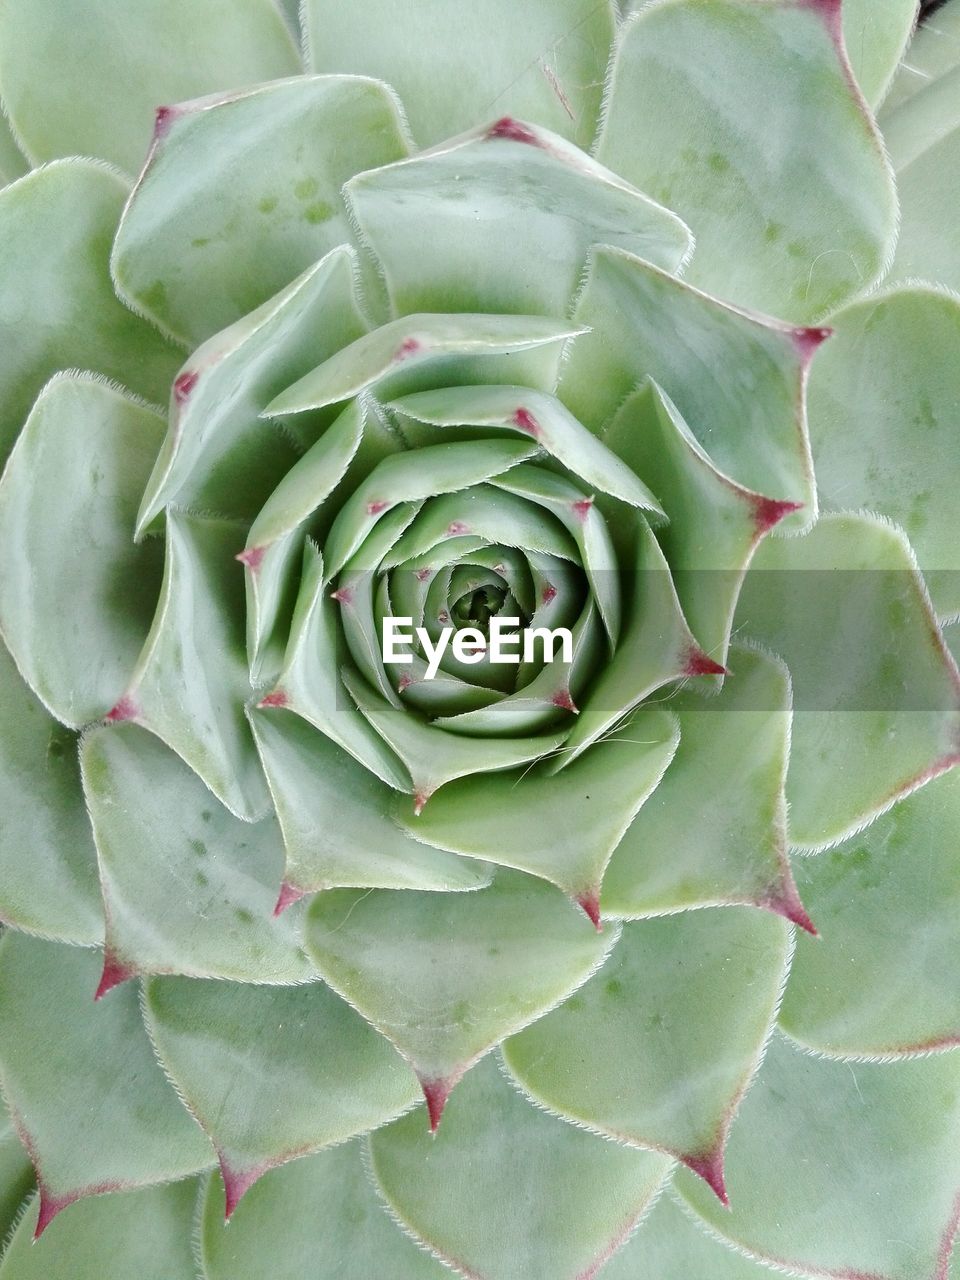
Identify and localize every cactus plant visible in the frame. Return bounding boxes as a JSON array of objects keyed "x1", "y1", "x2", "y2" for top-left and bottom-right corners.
[{"x1": 1, "y1": 1, "x2": 959, "y2": 1276}]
